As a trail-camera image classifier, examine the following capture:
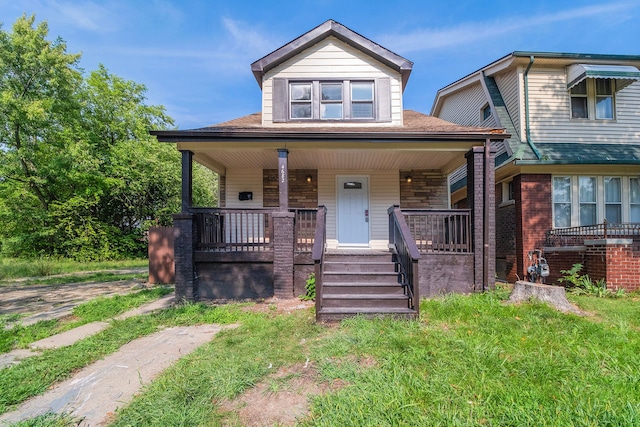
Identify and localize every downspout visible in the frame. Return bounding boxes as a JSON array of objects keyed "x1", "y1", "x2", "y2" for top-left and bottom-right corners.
[{"x1": 523, "y1": 55, "x2": 542, "y2": 159}]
